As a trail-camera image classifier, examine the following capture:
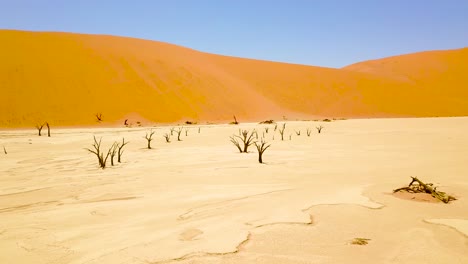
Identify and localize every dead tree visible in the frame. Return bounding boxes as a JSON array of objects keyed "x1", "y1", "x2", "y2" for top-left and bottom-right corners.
[
  {"x1": 163, "y1": 133, "x2": 171, "y2": 143},
  {"x1": 274, "y1": 124, "x2": 278, "y2": 131},
  {"x1": 278, "y1": 123, "x2": 286, "y2": 140},
  {"x1": 264, "y1": 127, "x2": 269, "y2": 133},
  {"x1": 255, "y1": 139, "x2": 271, "y2": 164},
  {"x1": 35, "y1": 123, "x2": 44, "y2": 136},
  {"x1": 230, "y1": 136, "x2": 243, "y2": 153},
  {"x1": 109, "y1": 143, "x2": 118, "y2": 166},
  {"x1": 85, "y1": 136, "x2": 111, "y2": 169},
  {"x1": 236, "y1": 130, "x2": 255, "y2": 152},
  {"x1": 144, "y1": 130, "x2": 155, "y2": 149},
  {"x1": 124, "y1": 119, "x2": 128, "y2": 126},
  {"x1": 230, "y1": 115, "x2": 239, "y2": 125},
  {"x1": 170, "y1": 127, "x2": 175, "y2": 136},
  {"x1": 46, "y1": 122, "x2": 51, "y2": 137},
  {"x1": 95, "y1": 113, "x2": 103, "y2": 122},
  {"x1": 185, "y1": 128, "x2": 189, "y2": 136},
  {"x1": 198, "y1": 127, "x2": 201, "y2": 133},
  {"x1": 176, "y1": 127, "x2": 183, "y2": 141},
  {"x1": 295, "y1": 130, "x2": 301, "y2": 136},
  {"x1": 117, "y1": 138, "x2": 128, "y2": 163},
  {"x1": 253, "y1": 129, "x2": 258, "y2": 139},
  {"x1": 316, "y1": 126, "x2": 323, "y2": 134},
  {"x1": 306, "y1": 128, "x2": 312, "y2": 137},
  {"x1": 393, "y1": 177, "x2": 456, "y2": 203},
  {"x1": 3, "y1": 146, "x2": 7, "y2": 154}
]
